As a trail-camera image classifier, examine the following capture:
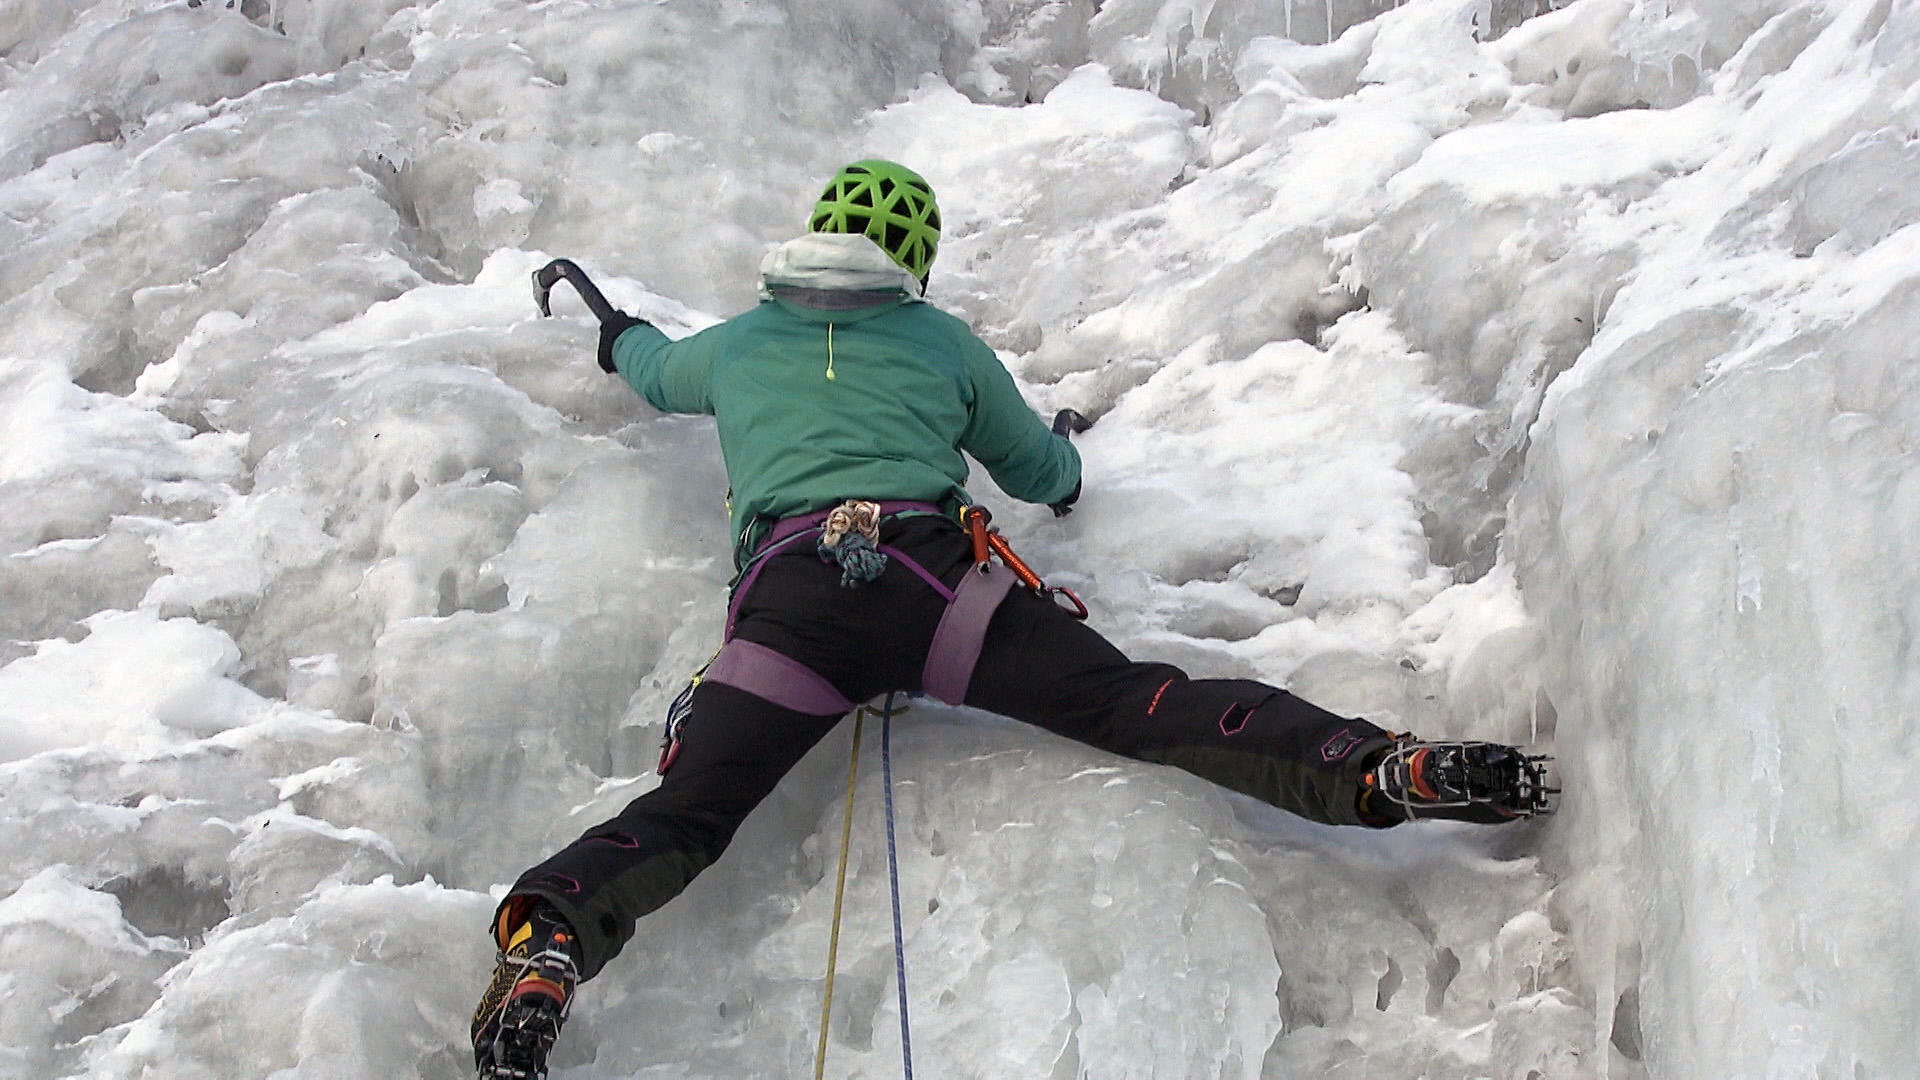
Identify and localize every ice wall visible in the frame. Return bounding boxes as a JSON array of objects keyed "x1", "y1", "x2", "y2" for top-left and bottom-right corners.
[
  {"x1": 1, "y1": 1, "x2": 1916, "y2": 1078},
  {"x1": 1510, "y1": 4, "x2": 1920, "y2": 1073}
]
